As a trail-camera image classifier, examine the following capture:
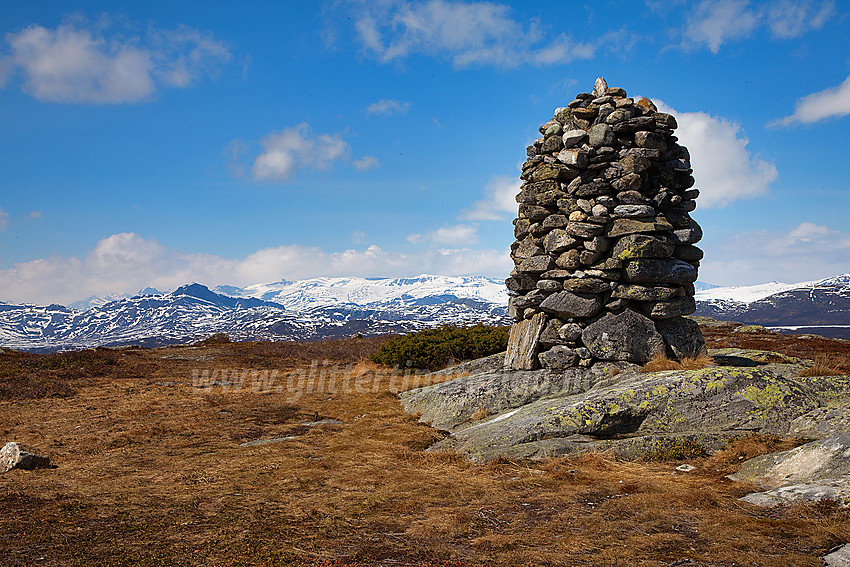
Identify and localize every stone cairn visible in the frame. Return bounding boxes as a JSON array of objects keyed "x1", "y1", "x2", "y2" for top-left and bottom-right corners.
[{"x1": 505, "y1": 78, "x2": 705, "y2": 370}]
